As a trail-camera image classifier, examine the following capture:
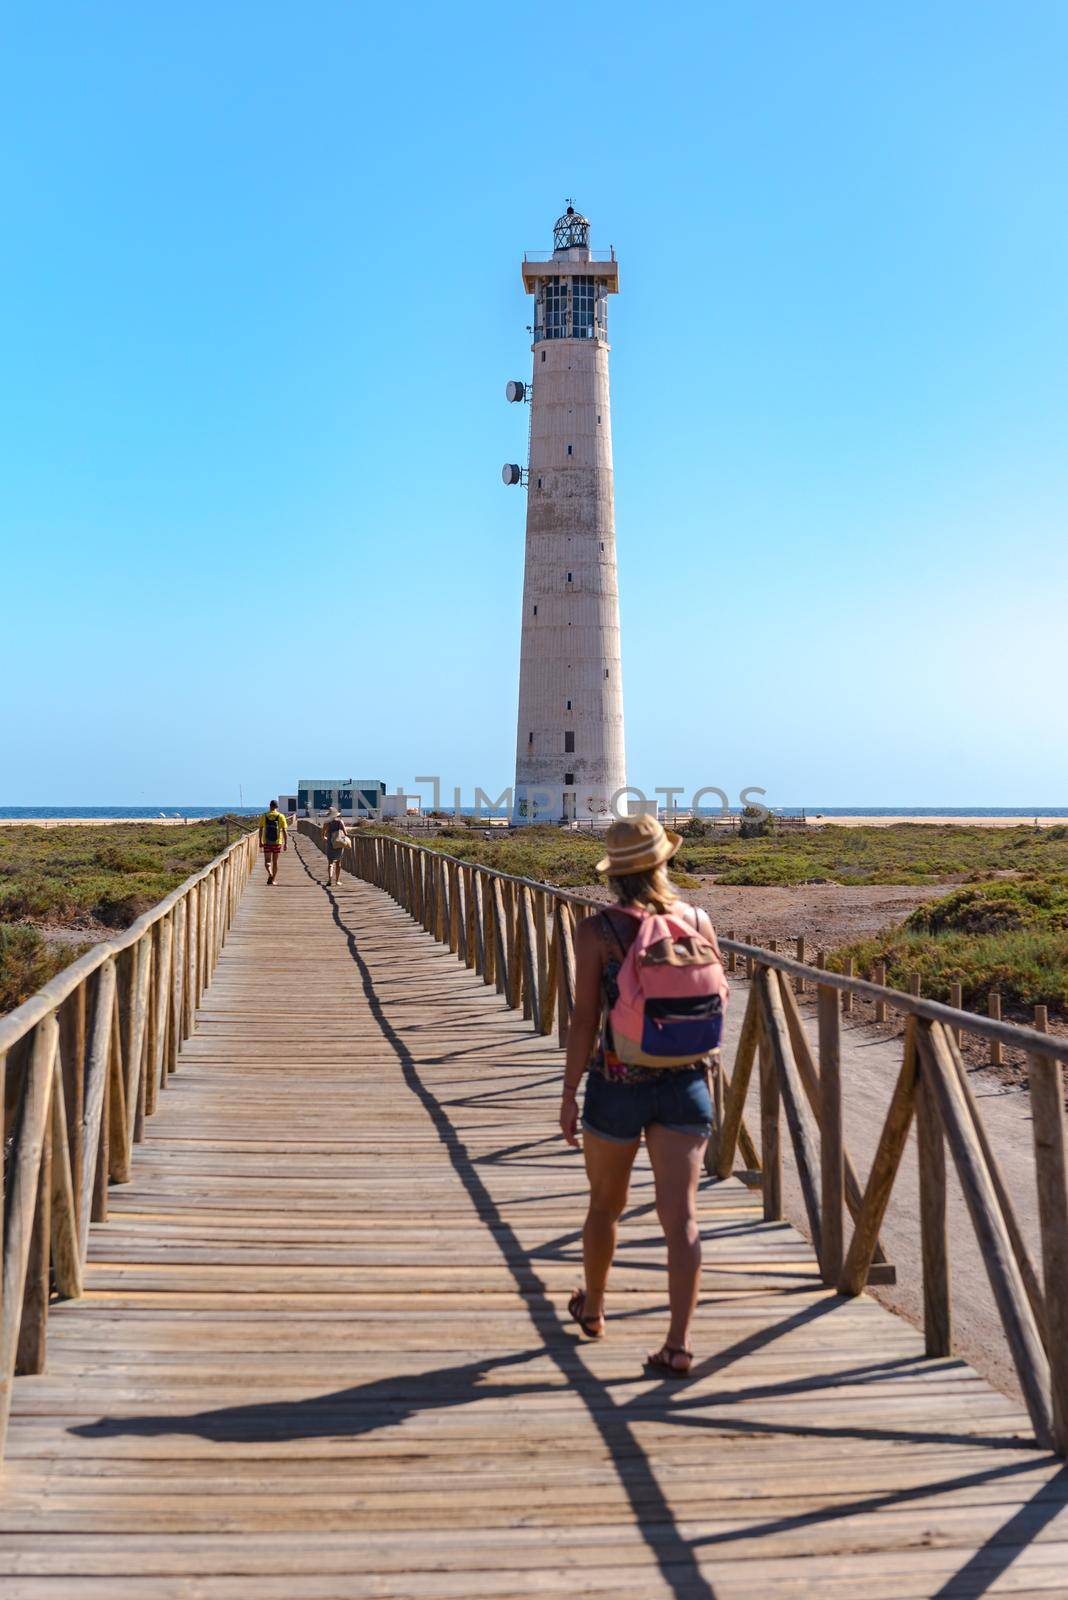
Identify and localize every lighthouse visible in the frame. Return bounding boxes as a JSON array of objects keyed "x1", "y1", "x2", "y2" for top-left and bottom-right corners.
[{"x1": 504, "y1": 205, "x2": 626, "y2": 825}]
